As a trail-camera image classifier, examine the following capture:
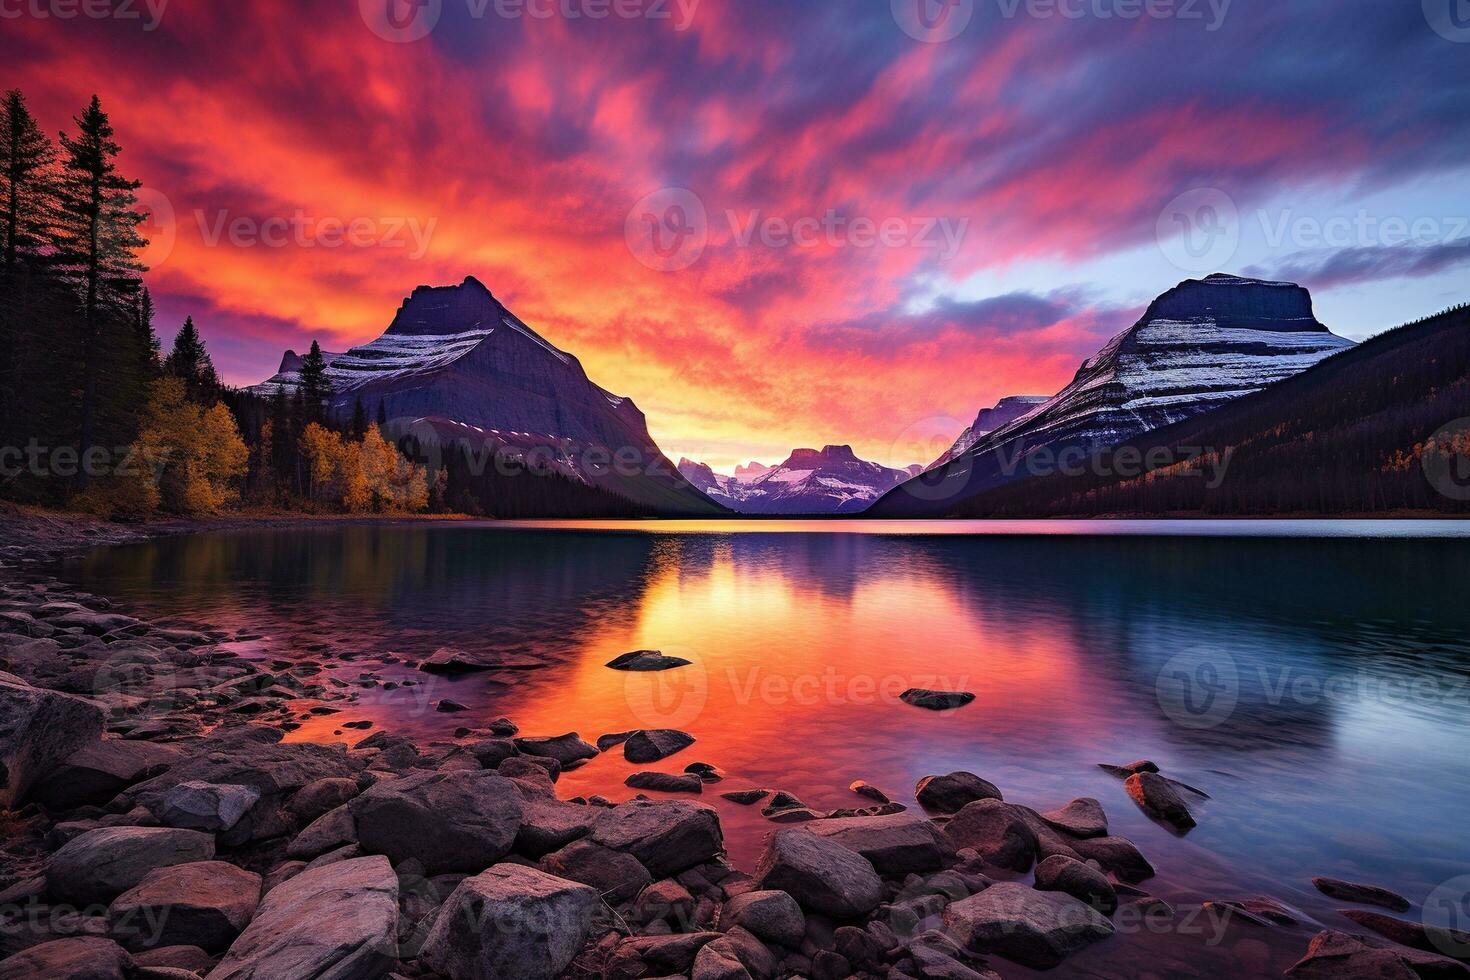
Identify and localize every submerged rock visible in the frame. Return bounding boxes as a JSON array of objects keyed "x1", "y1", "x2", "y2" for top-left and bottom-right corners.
[
  {"x1": 1311, "y1": 876, "x2": 1411, "y2": 912},
  {"x1": 721, "y1": 789, "x2": 770, "y2": 806},
  {"x1": 899, "y1": 689, "x2": 975, "y2": 710},
  {"x1": 418, "y1": 646, "x2": 543, "y2": 673},
  {"x1": 606, "y1": 650, "x2": 693, "y2": 671},
  {"x1": 626, "y1": 771, "x2": 704, "y2": 794},
  {"x1": 623, "y1": 729, "x2": 697, "y2": 764},
  {"x1": 514, "y1": 733, "x2": 600, "y2": 767},
  {"x1": 420, "y1": 865, "x2": 598, "y2": 980},
  {"x1": 1125, "y1": 772, "x2": 1196, "y2": 830},
  {"x1": 1286, "y1": 929, "x2": 1466, "y2": 979}
]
